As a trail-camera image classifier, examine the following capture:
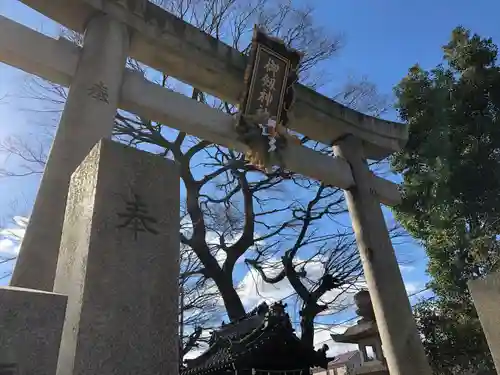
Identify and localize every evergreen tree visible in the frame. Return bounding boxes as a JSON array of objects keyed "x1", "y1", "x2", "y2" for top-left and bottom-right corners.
[{"x1": 392, "y1": 27, "x2": 500, "y2": 374}]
